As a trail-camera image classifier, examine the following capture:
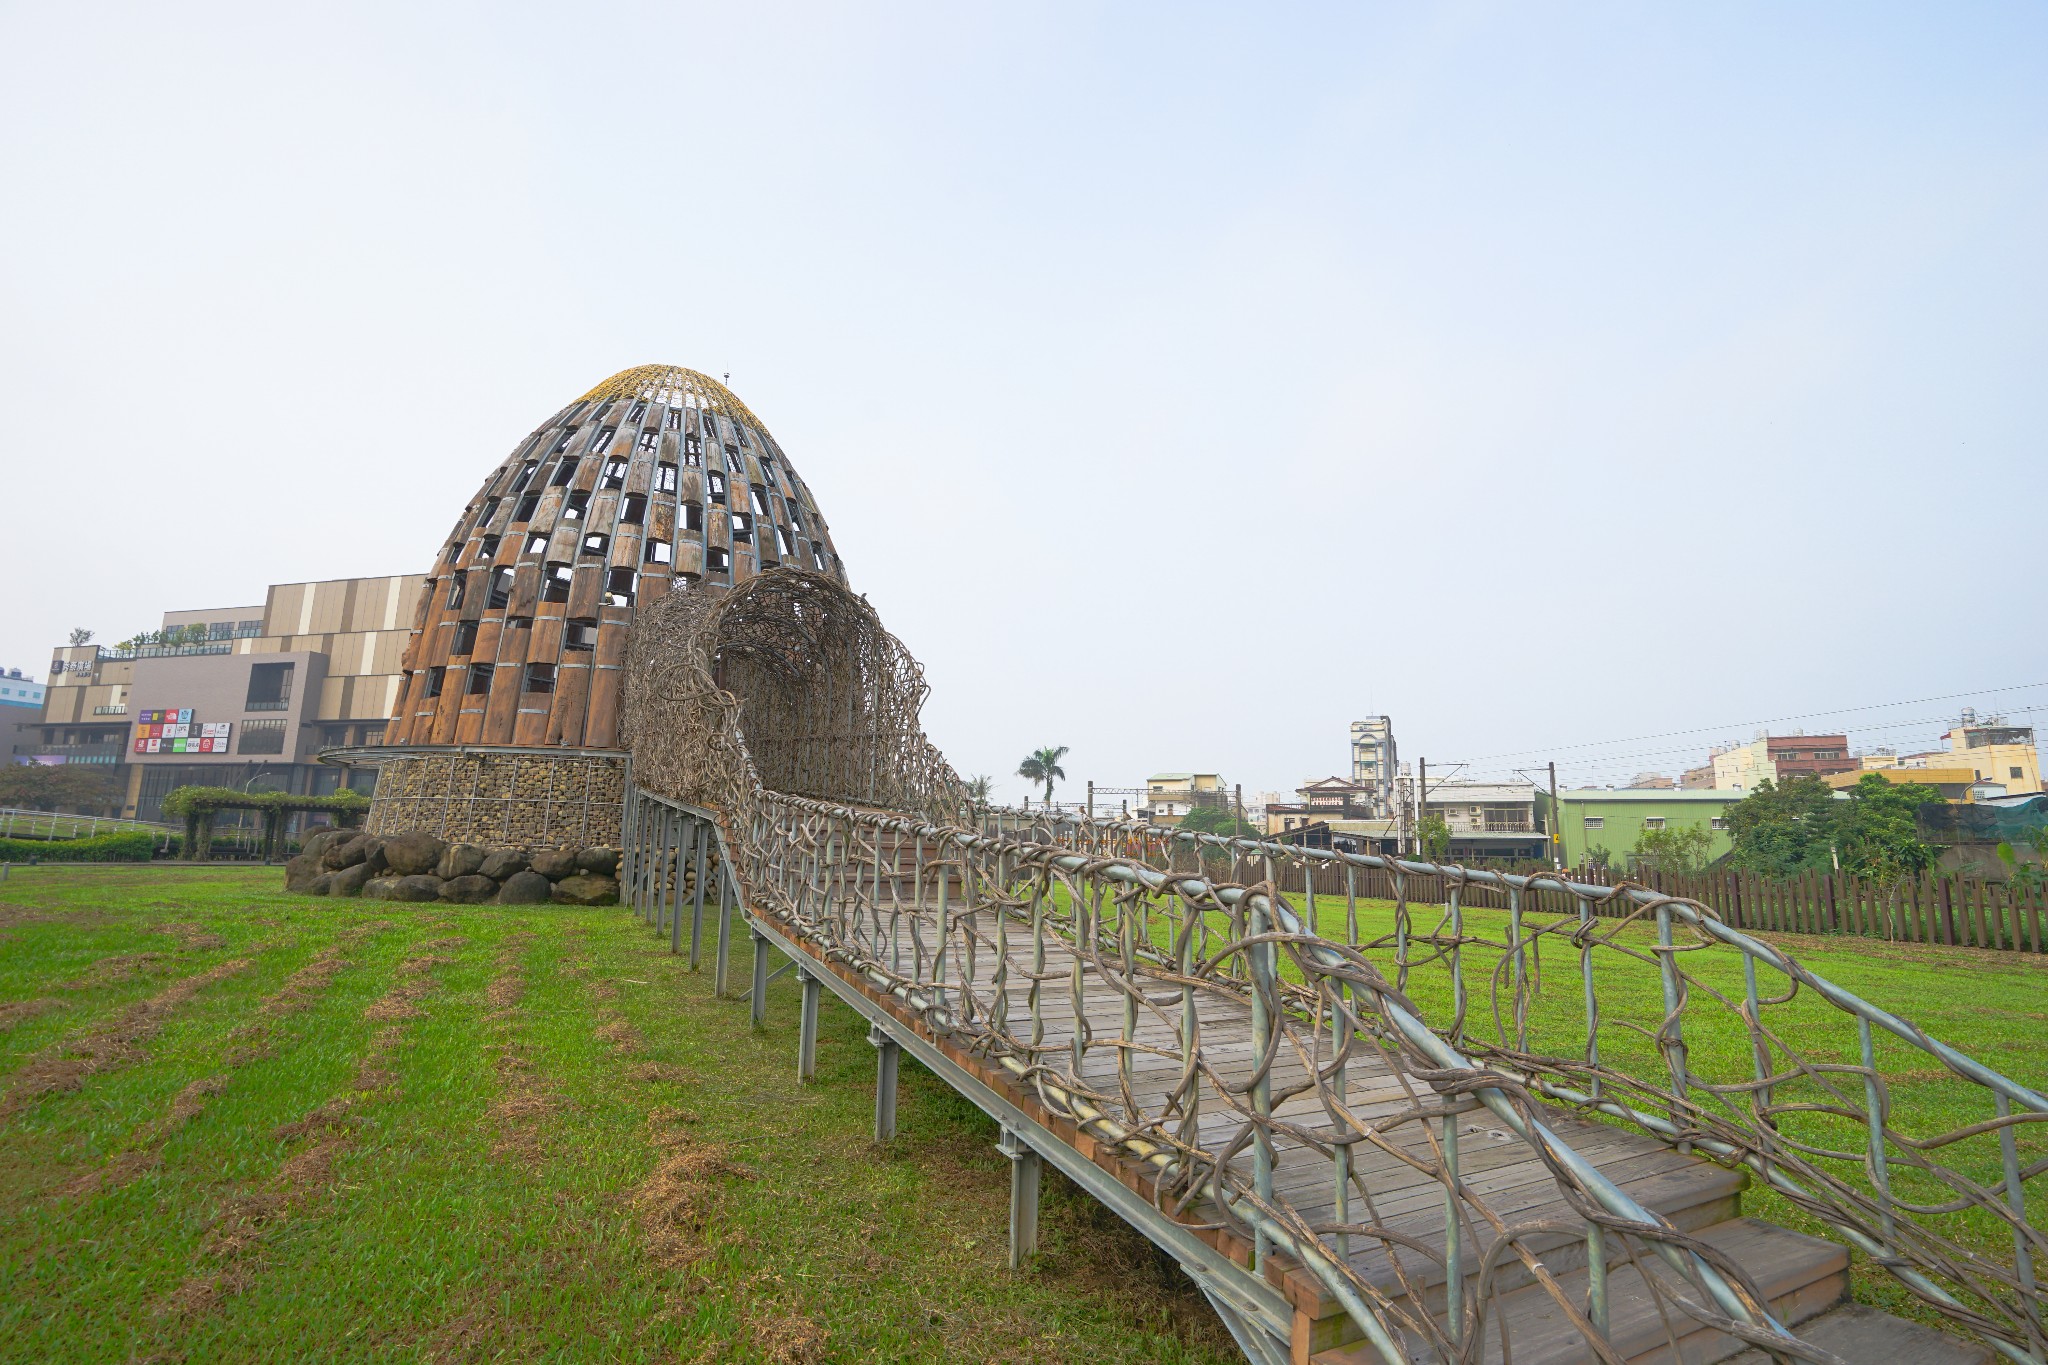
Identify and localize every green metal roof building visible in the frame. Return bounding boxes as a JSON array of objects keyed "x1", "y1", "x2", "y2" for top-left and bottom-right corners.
[{"x1": 1535, "y1": 788, "x2": 1742, "y2": 870}]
